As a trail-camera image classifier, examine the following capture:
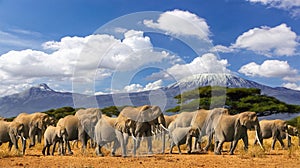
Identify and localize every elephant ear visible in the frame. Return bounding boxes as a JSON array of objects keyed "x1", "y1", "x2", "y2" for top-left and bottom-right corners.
[
  {"x1": 235, "y1": 118, "x2": 241, "y2": 128},
  {"x1": 18, "y1": 123, "x2": 24, "y2": 133}
]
